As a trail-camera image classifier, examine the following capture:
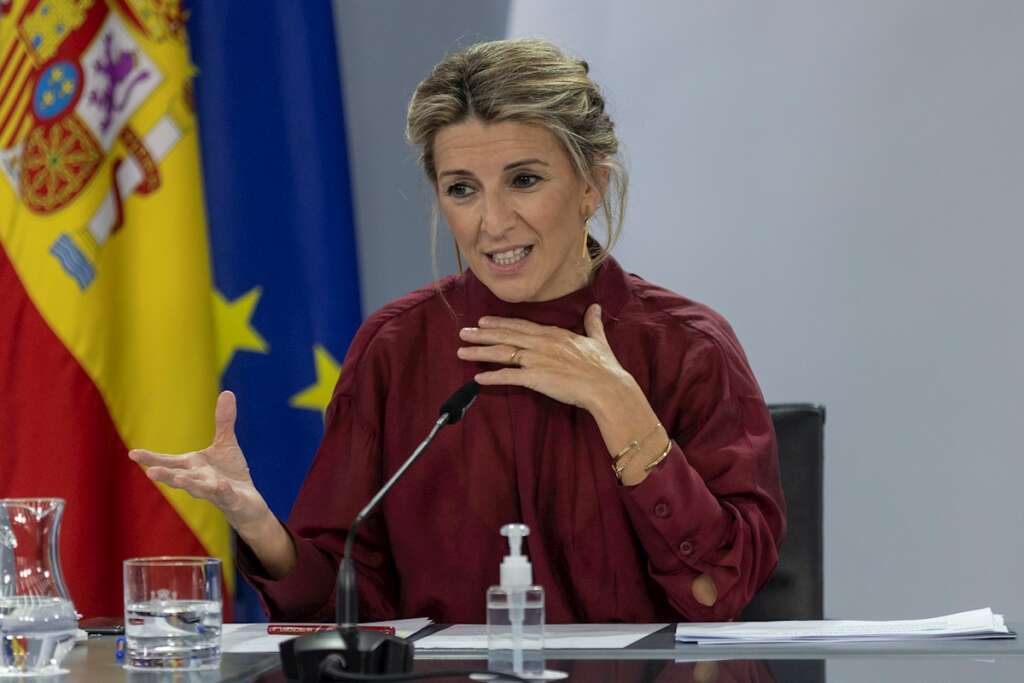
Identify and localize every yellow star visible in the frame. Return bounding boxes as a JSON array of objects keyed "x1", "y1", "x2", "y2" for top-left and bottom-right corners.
[
  {"x1": 289, "y1": 344, "x2": 342, "y2": 416},
  {"x1": 212, "y1": 286, "x2": 270, "y2": 376}
]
